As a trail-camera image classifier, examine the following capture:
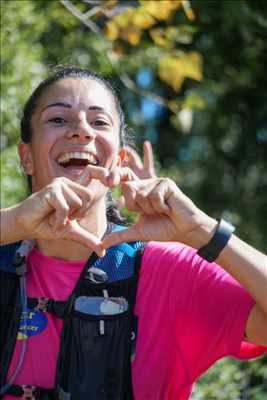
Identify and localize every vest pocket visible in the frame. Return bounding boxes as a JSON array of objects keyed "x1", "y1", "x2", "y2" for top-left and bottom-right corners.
[{"x1": 56, "y1": 300, "x2": 132, "y2": 400}]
